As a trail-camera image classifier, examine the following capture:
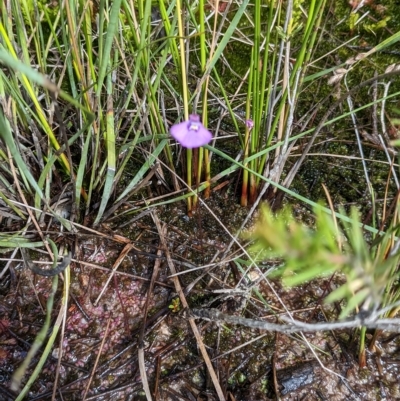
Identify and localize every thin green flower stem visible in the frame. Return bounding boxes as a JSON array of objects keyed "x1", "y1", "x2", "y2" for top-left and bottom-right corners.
[
  {"x1": 252, "y1": 0, "x2": 261, "y2": 129},
  {"x1": 176, "y1": 0, "x2": 189, "y2": 119},
  {"x1": 196, "y1": 0, "x2": 249, "y2": 93},
  {"x1": 249, "y1": 0, "x2": 268, "y2": 203},
  {"x1": 199, "y1": 0, "x2": 210, "y2": 200},
  {"x1": 199, "y1": 0, "x2": 206, "y2": 82},
  {"x1": 187, "y1": 157, "x2": 193, "y2": 215},
  {"x1": 190, "y1": 0, "x2": 208, "y2": 206},
  {"x1": 241, "y1": 47, "x2": 255, "y2": 206},
  {"x1": 258, "y1": 1, "x2": 276, "y2": 135},
  {"x1": 176, "y1": 0, "x2": 192, "y2": 212}
]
